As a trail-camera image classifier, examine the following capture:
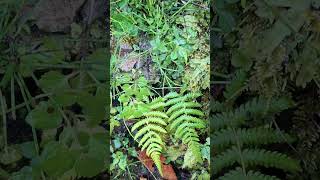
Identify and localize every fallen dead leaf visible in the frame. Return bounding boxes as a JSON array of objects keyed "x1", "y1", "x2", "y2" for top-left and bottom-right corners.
[
  {"x1": 138, "y1": 150, "x2": 155, "y2": 173},
  {"x1": 138, "y1": 150, "x2": 177, "y2": 180},
  {"x1": 160, "y1": 156, "x2": 177, "y2": 180}
]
